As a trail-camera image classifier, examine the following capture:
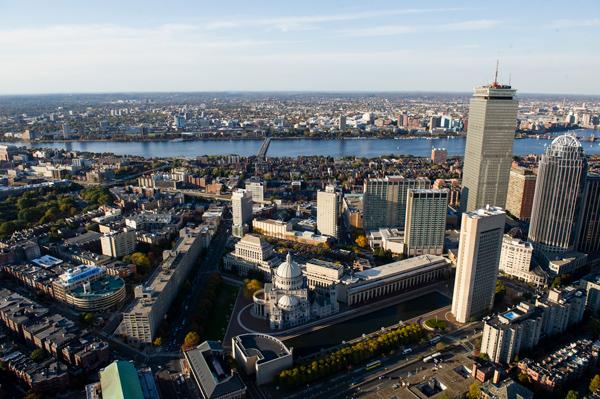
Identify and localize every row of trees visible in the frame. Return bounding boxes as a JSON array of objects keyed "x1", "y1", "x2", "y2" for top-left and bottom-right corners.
[
  {"x1": 181, "y1": 272, "x2": 224, "y2": 350},
  {"x1": 276, "y1": 323, "x2": 425, "y2": 389}
]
